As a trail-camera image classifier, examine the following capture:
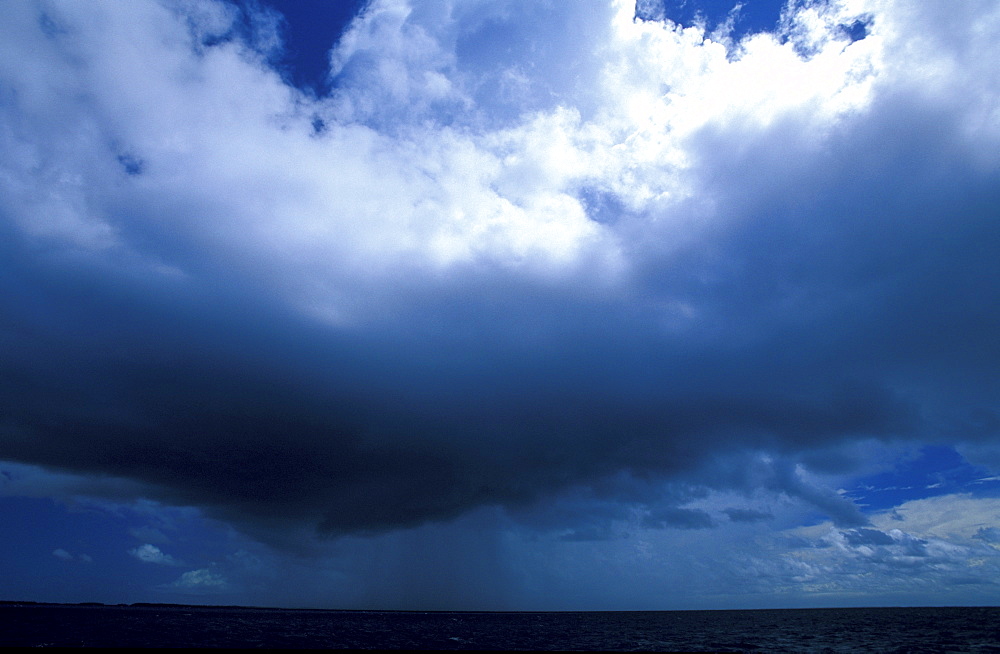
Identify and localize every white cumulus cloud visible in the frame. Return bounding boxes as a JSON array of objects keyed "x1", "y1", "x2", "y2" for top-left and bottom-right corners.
[{"x1": 129, "y1": 543, "x2": 180, "y2": 566}]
